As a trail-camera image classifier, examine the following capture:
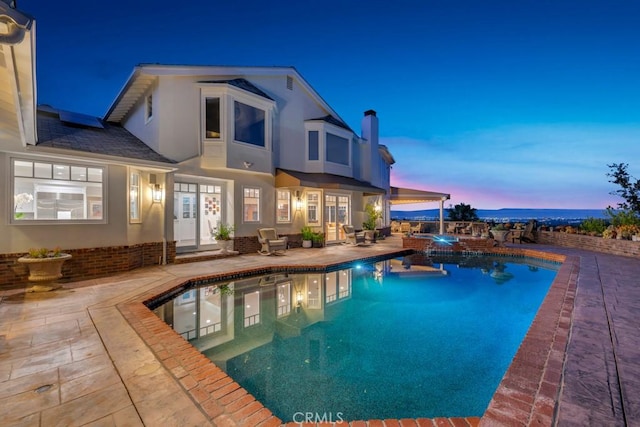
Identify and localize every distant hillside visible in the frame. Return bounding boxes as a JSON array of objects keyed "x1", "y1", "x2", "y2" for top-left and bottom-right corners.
[{"x1": 391, "y1": 208, "x2": 607, "y2": 224}]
